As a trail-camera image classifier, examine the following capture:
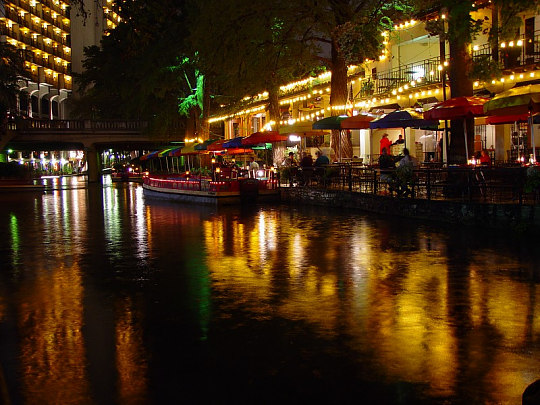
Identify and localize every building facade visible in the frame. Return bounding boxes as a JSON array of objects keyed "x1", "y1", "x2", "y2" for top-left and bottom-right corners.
[
  {"x1": 210, "y1": 5, "x2": 540, "y2": 165},
  {"x1": 0, "y1": 0, "x2": 119, "y2": 119}
]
